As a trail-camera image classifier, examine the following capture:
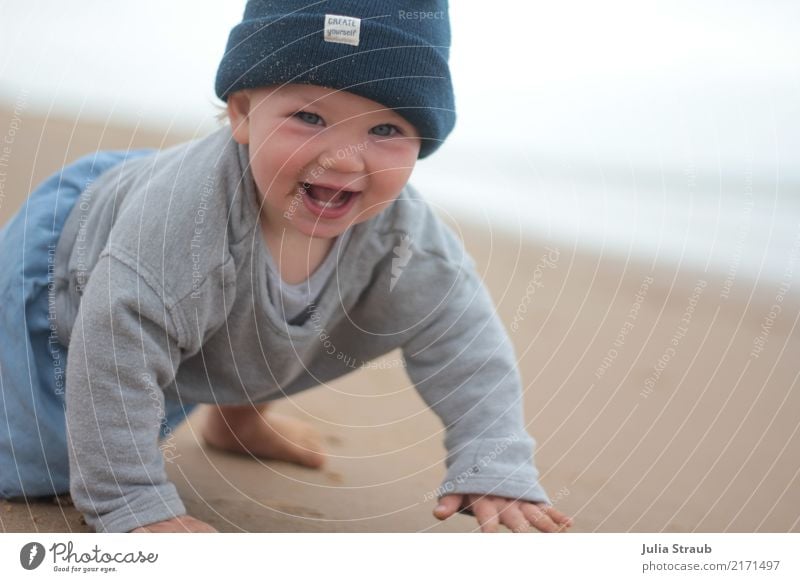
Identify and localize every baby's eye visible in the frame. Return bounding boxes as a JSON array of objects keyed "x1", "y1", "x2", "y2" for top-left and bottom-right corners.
[
  {"x1": 370, "y1": 124, "x2": 401, "y2": 137},
  {"x1": 295, "y1": 111, "x2": 325, "y2": 126}
]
